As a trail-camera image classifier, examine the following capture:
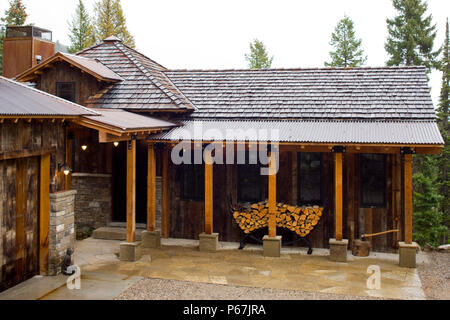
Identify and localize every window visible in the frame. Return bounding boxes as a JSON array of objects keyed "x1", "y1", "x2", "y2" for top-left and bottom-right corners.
[
  {"x1": 238, "y1": 164, "x2": 262, "y2": 203},
  {"x1": 56, "y1": 82, "x2": 75, "y2": 102},
  {"x1": 298, "y1": 153, "x2": 322, "y2": 205},
  {"x1": 360, "y1": 154, "x2": 386, "y2": 208},
  {"x1": 181, "y1": 164, "x2": 204, "y2": 201}
]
